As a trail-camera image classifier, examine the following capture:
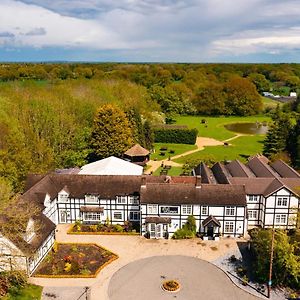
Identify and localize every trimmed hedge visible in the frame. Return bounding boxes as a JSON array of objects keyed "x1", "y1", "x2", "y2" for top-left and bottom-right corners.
[{"x1": 154, "y1": 127, "x2": 198, "y2": 144}]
